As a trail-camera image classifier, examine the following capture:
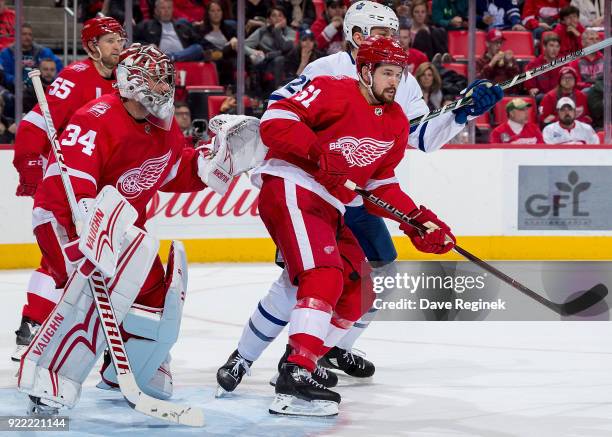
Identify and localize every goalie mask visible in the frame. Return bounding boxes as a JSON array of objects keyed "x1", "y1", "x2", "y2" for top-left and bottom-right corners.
[{"x1": 117, "y1": 44, "x2": 175, "y2": 129}]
